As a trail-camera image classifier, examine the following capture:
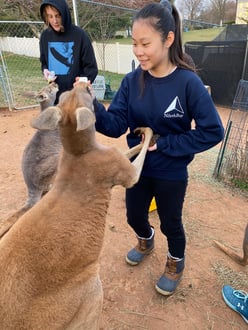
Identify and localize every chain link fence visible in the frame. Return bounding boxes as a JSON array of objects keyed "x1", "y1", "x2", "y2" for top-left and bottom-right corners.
[
  {"x1": 0, "y1": 21, "x2": 45, "y2": 109},
  {"x1": 0, "y1": 1, "x2": 223, "y2": 110},
  {"x1": 0, "y1": 20, "x2": 139, "y2": 110},
  {"x1": 214, "y1": 79, "x2": 248, "y2": 188},
  {"x1": 0, "y1": 0, "x2": 141, "y2": 110}
]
